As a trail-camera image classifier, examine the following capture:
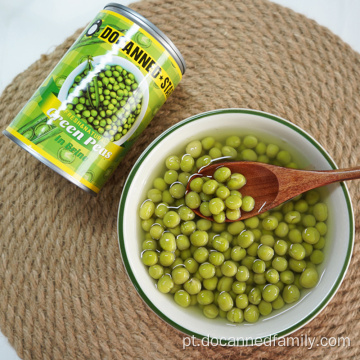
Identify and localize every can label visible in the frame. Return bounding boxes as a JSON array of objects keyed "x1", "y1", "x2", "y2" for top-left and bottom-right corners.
[{"x1": 4, "y1": 9, "x2": 182, "y2": 194}]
